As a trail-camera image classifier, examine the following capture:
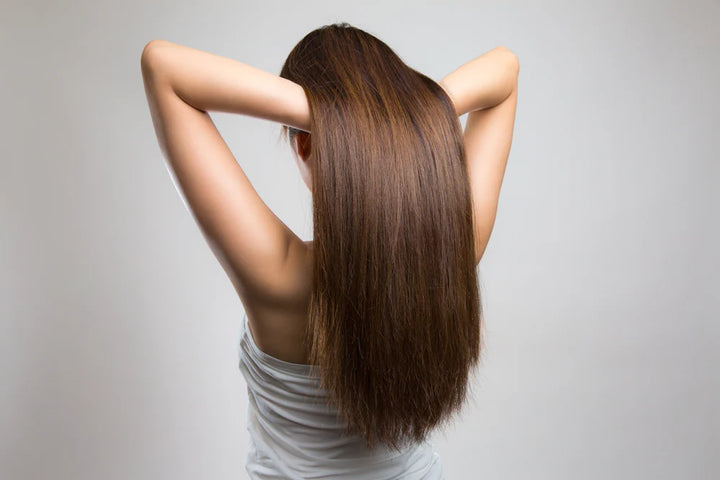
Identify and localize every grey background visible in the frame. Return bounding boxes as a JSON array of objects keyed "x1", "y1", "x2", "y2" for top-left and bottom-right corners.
[{"x1": 2, "y1": 1, "x2": 718, "y2": 479}]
